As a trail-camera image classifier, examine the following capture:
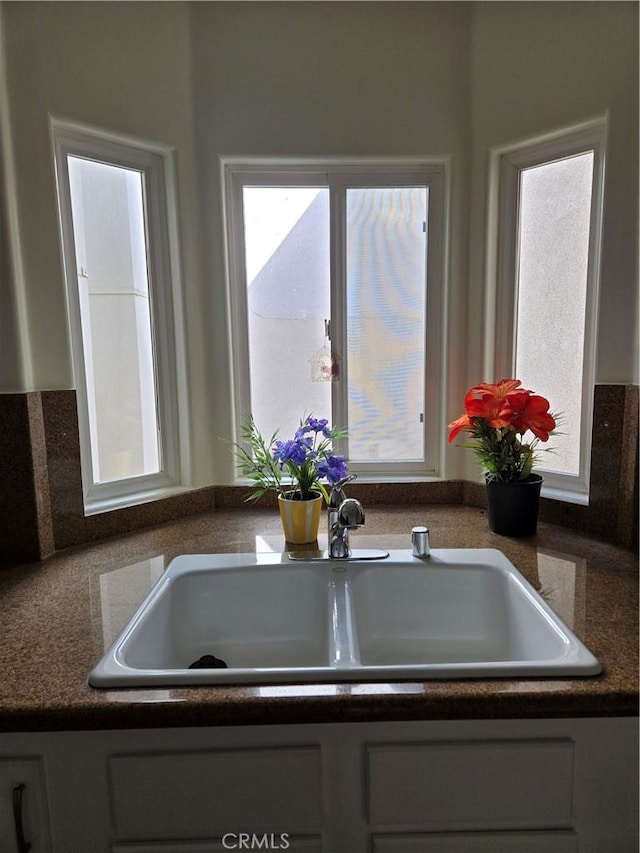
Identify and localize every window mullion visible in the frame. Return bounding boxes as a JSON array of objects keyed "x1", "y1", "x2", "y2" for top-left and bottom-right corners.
[
  {"x1": 577, "y1": 139, "x2": 606, "y2": 492},
  {"x1": 226, "y1": 170, "x2": 253, "y2": 435},
  {"x1": 495, "y1": 157, "x2": 520, "y2": 379},
  {"x1": 329, "y1": 176, "x2": 349, "y2": 456}
]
